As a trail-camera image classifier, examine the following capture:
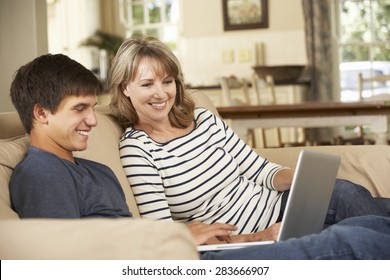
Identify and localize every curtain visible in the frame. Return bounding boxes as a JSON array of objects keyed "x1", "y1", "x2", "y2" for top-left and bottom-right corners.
[
  {"x1": 302, "y1": 0, "x2": 336, "y2": 144},
  {"x1": 302, "y1": 0, "x2": 333, "y2": 102}
]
